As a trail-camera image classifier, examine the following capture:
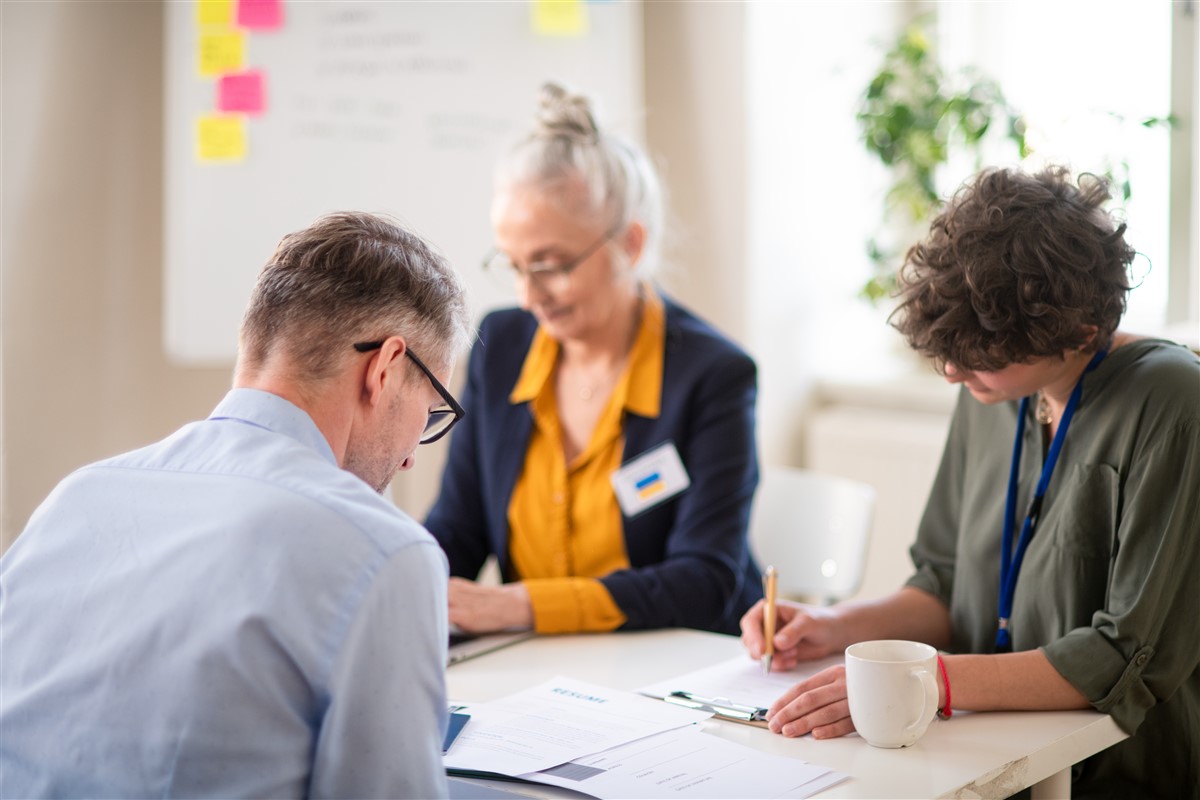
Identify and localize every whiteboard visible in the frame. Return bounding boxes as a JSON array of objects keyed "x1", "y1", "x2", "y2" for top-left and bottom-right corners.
[{"x1": 164, "y1": 1, "x2": 643, "y2": 365}]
